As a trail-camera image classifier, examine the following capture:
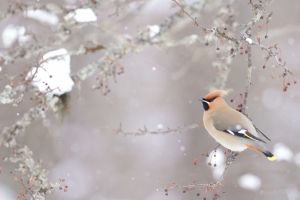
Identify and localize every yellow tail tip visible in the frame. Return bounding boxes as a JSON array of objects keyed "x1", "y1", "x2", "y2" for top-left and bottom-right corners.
[{"x1": 267, "y1": 156, "x2": 276, "y2": 161}]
